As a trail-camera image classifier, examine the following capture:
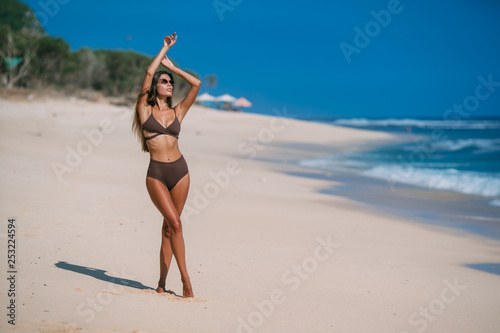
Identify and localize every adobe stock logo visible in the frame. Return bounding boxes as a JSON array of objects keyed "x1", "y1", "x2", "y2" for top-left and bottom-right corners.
[
  {"x1": 213, "y1": 0, "x2": 243, "y2": 21},
  {"x1": 236, "y1": 235, "x2": 340, "y2": 333},
  {"x1": 339, "y1": 0, "x2": 408, "y2": 64},
  {"x1": 33, "y1": 0, "x2": 70, "y2": 26},
  {"x1": 401, "y1": 278, "x2": 467, "y2": 333},
  {"x1": 182, "y1": 106, "x2": 294, "y2": 225},
  {"x1": 383, "y1": 73, "x2": 500, "y2": 191}
]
